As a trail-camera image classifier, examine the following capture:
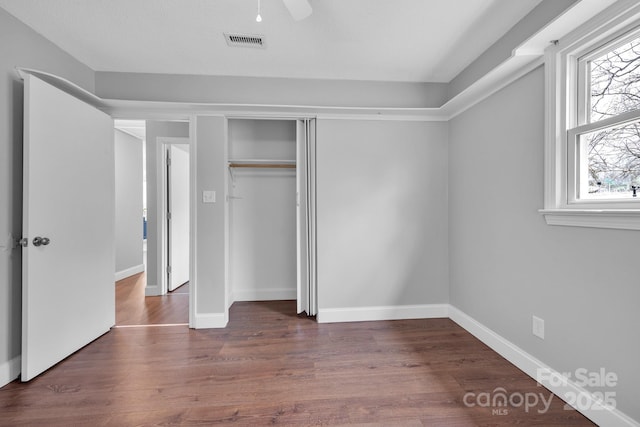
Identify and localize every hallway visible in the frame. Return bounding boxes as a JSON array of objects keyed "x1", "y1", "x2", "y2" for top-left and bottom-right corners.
[{"x1": 115, "y1": 272, "x2": 189, "y2": 326}]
